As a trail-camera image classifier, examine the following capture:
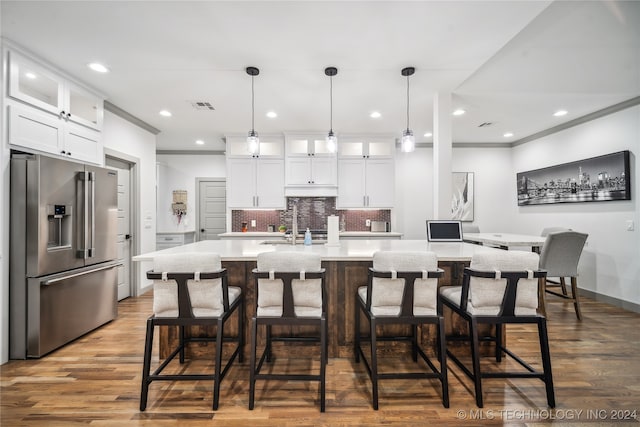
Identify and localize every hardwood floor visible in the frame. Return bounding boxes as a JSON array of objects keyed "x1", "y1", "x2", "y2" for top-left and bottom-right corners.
[{"x1": 2, "y1": 293, "x2": 639, "y2": 426}]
